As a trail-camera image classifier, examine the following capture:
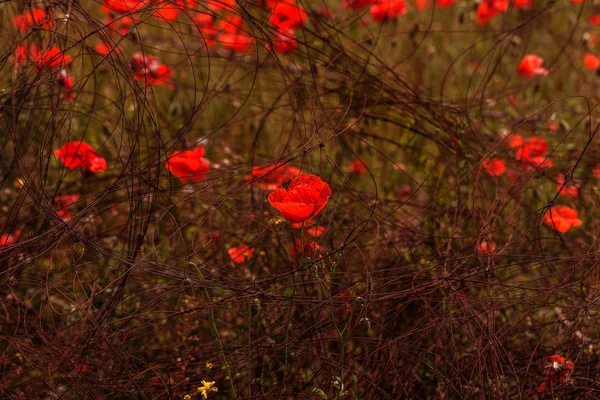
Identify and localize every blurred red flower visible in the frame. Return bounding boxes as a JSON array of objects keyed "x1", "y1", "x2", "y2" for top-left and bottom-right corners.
[
  {"x1": 103, "y1": 0, "x2": 144, "y2": 14},
  {"x1": 481, "y1": 158, "x2": 505, "y2": 176},
  {"x1": 228, "y1": 245, "x2": 255, "y2": 263},
  {"x1": 543, "y1": 206, "x2": 582, "y2": 233},
  {"x1": 273, "y1": 29, "x2": 298, "y2": 54},
  {"x1": 594, "y1": 164, "x2": 600, "y2": 179},
  {"x1": 507, "y1": 134, "x2": 524, "y2": 148},
  {"x1": 0, "y1": 230, "x2": 22, "y2": 252},
  {"x1": 95, "y1": 42, "x2": 123, "y2": 56},
  {"x1": 268, "y1": 174, "x2": 332, "y2": 223},
  {"x1": 591, "y1": 14, "x2": 600, "y2": 25},
  {"x1": 54, "y1": 142, "x2": 107, "y2": 173},
  {"x1": 220, "y1": 33, "x2": 255, "y2": 53},
  {"x1": 556, "y1": 174, "x2": 579, "y2": 199},
  {"x1": 13, "y1": 8, "x2": 54, "y2": 31},
  {"x1": 13, "y1": 45, "x2": 30, "y2": 68},
  {"x1": 269, "y1": 1, "x2": 307, "y2": 30},
  {"x1": 537, "y1": 355, "x2": 574, "y2": 393},
  {"x1": 153, "y1": 2, "x2": 181, "y2": 22},
  {"x1": 57, "y1": 69, "x2": 75, "y2": 101},
  {"x1": 516, "y1": 54, "x2": 548, "y2": 79},
  {"x1": 584, "y1": 53, "x2": 600, "y2": 70},
  {"x1": 475, "y1": 0, "x2": 508, "y2": 26},
  {"x1": 290, "y1": 238, "x2": 321, "y2": 258},
  {"x1": 370, "y1": 0, "x2": 407, "y2": 22},
  {"x1": 166, "y1": 146, "x2": 210, "y2": 183},
  {"x1": 130, "y1": 53, "x2": 174, "y2": 88},
  {"x1": 282, "y1": 166, "x2": 301, "y2": 182},
  {"x1": 477, "y1": 240, "x2": 496, "y2": 254},
  {"x1": 219, "y1": 15, "x2": 245, "y2": 33},
  {"x1": 246, "y1": 164, "x2": 284, "y2": 190},
  {"x1": 54, "y1": 194, "x2": 80, "y2": 221},
  {"x1": 31, "y1": 46, "x2": 72, "y2": 71},
  {"x1": 348, "y1": 159, "x2": 367, "y2": 175},
  {"x1": 291, "y1": 220, "x2": 325, "y2": 237},
  {"x1": 194, "y1": 13, "x2": 218, "y2": 49},
  {"x1": 514, "y1": 136, "x2": 553, "y2": 169},
  {"x1": 103, "y1": 14, "x2": 136, "y2": 36}
]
